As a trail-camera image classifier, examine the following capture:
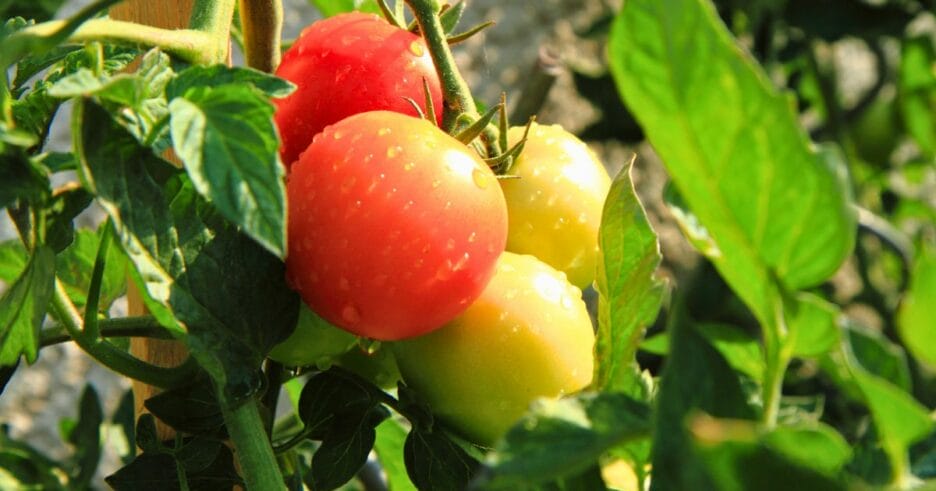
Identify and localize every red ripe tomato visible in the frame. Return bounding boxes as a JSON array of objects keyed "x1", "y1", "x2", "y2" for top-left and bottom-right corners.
[
  {"x1": 274, "y1": 12, "x2": 443, "y2": 168},
  {"x1": 286, "y1": 111, "x2": 508, "y2": 341}
]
